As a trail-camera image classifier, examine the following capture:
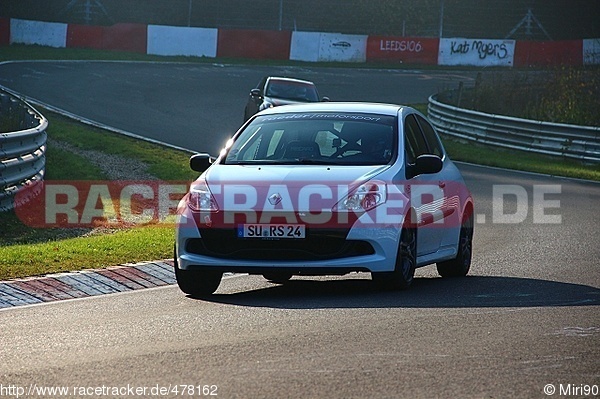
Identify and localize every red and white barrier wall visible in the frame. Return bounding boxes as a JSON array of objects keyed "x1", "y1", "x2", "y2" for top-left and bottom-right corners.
[
  {"x1": 68, "y1": 23, "x2": 147, "y2": 53},
  {"x1": 3, "y1": 18, "x2": 599, "y2": 67},
  {"x1": 217, "y1": 29, "x2": 290, "y2": 60},
  {"x1": 0, "y1": 18, "x2": 9, "y2": 46},
  {"x1": 147, "y1": 25, "x2": 217, "y2": 57}
]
